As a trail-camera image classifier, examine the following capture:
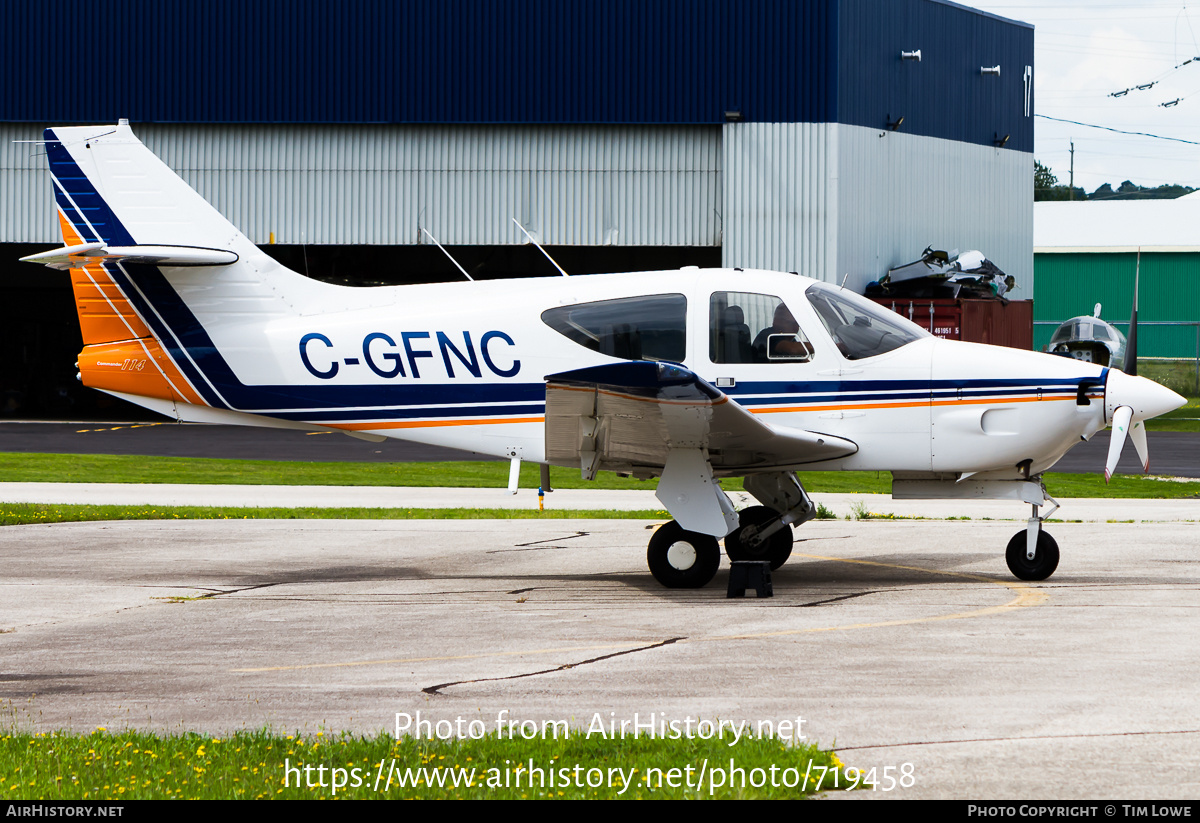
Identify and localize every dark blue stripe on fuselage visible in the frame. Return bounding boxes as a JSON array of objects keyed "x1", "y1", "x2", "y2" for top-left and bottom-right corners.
[{"x1": 270, "y1": 402, "x2": 546, "y2": 423}]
